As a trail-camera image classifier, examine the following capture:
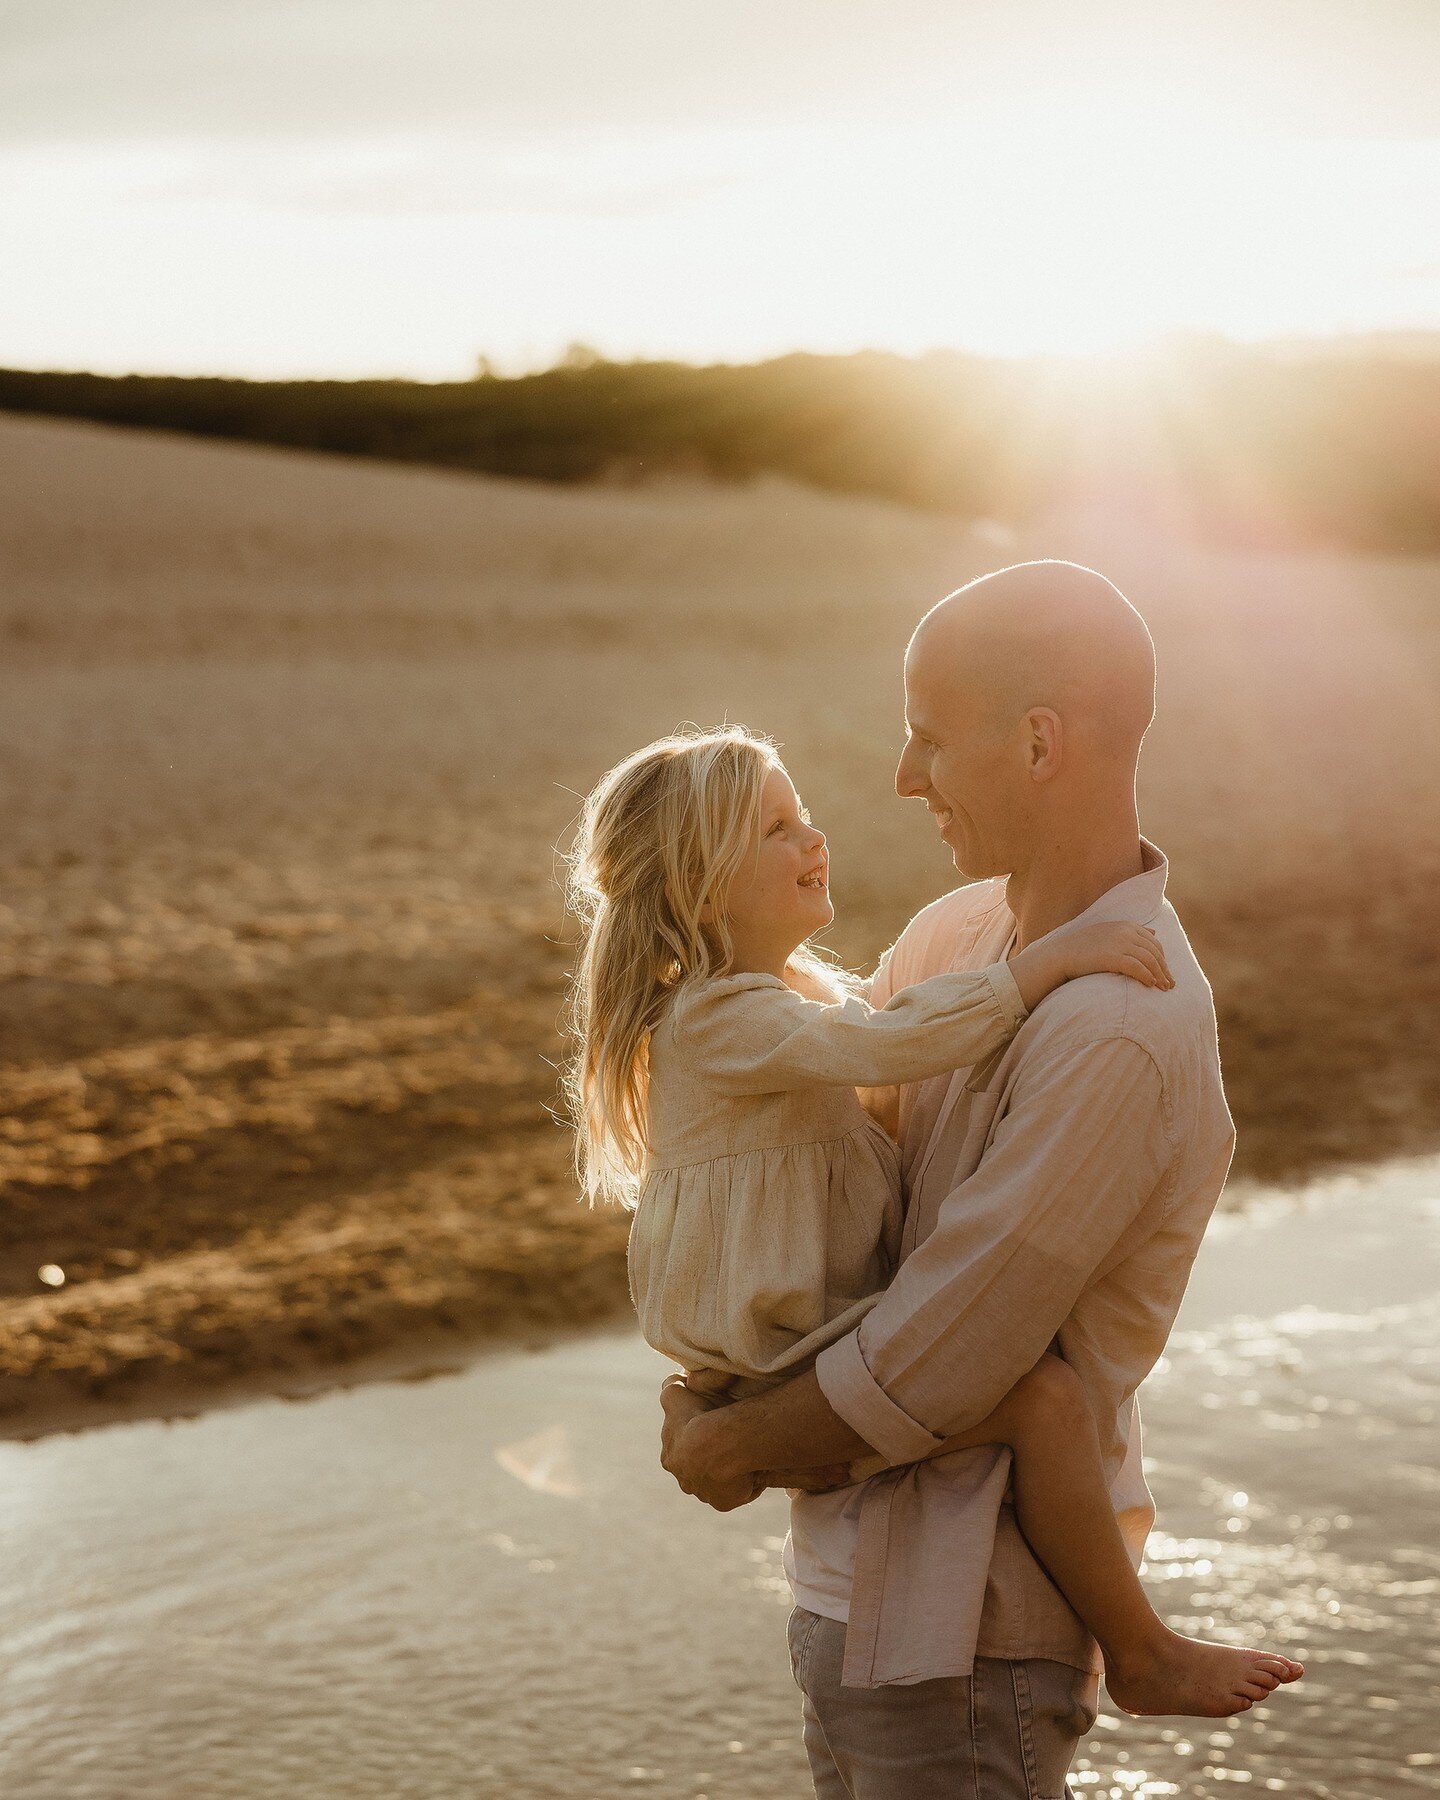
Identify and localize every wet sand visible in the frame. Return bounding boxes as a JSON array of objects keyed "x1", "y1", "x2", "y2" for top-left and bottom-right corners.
[
  {"x1": 2, "y1": 410, "x2": 1439, "y2": 1422},
  {"x1": 0, "y1": 1156, "x2": 1434, "y2": 1799}
]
